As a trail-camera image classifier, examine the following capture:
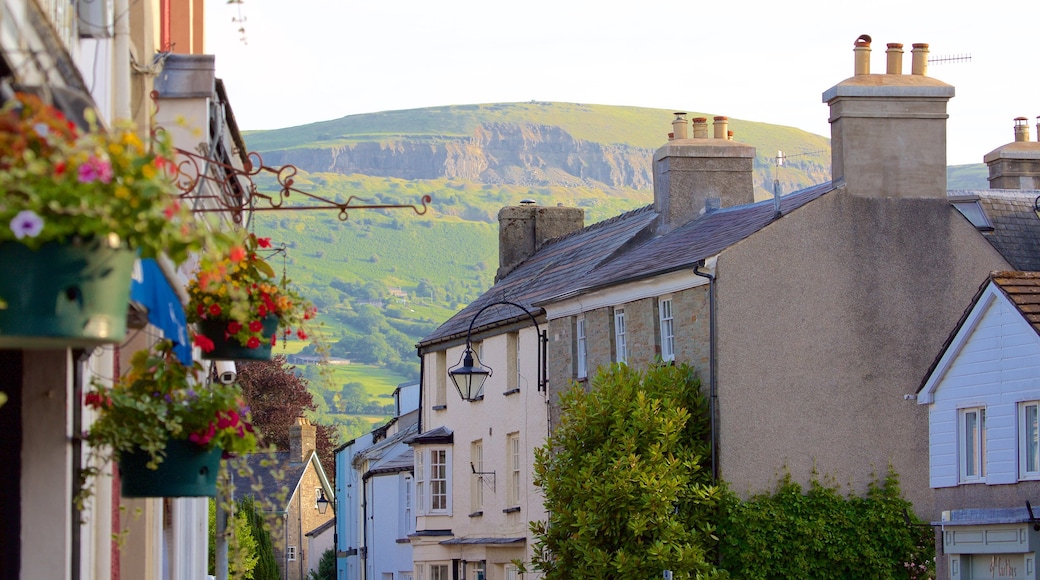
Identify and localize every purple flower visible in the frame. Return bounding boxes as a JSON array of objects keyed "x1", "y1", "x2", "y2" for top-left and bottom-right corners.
[
  {"x1": 10, "y1": 210, "x2": 44, "y2": 239},
  {"x1": 32, "y1": 123, "x2": 49, "y2": 138},
  {"x1": 186, "y1": 389, "x2": 197, "y2": 399}
]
